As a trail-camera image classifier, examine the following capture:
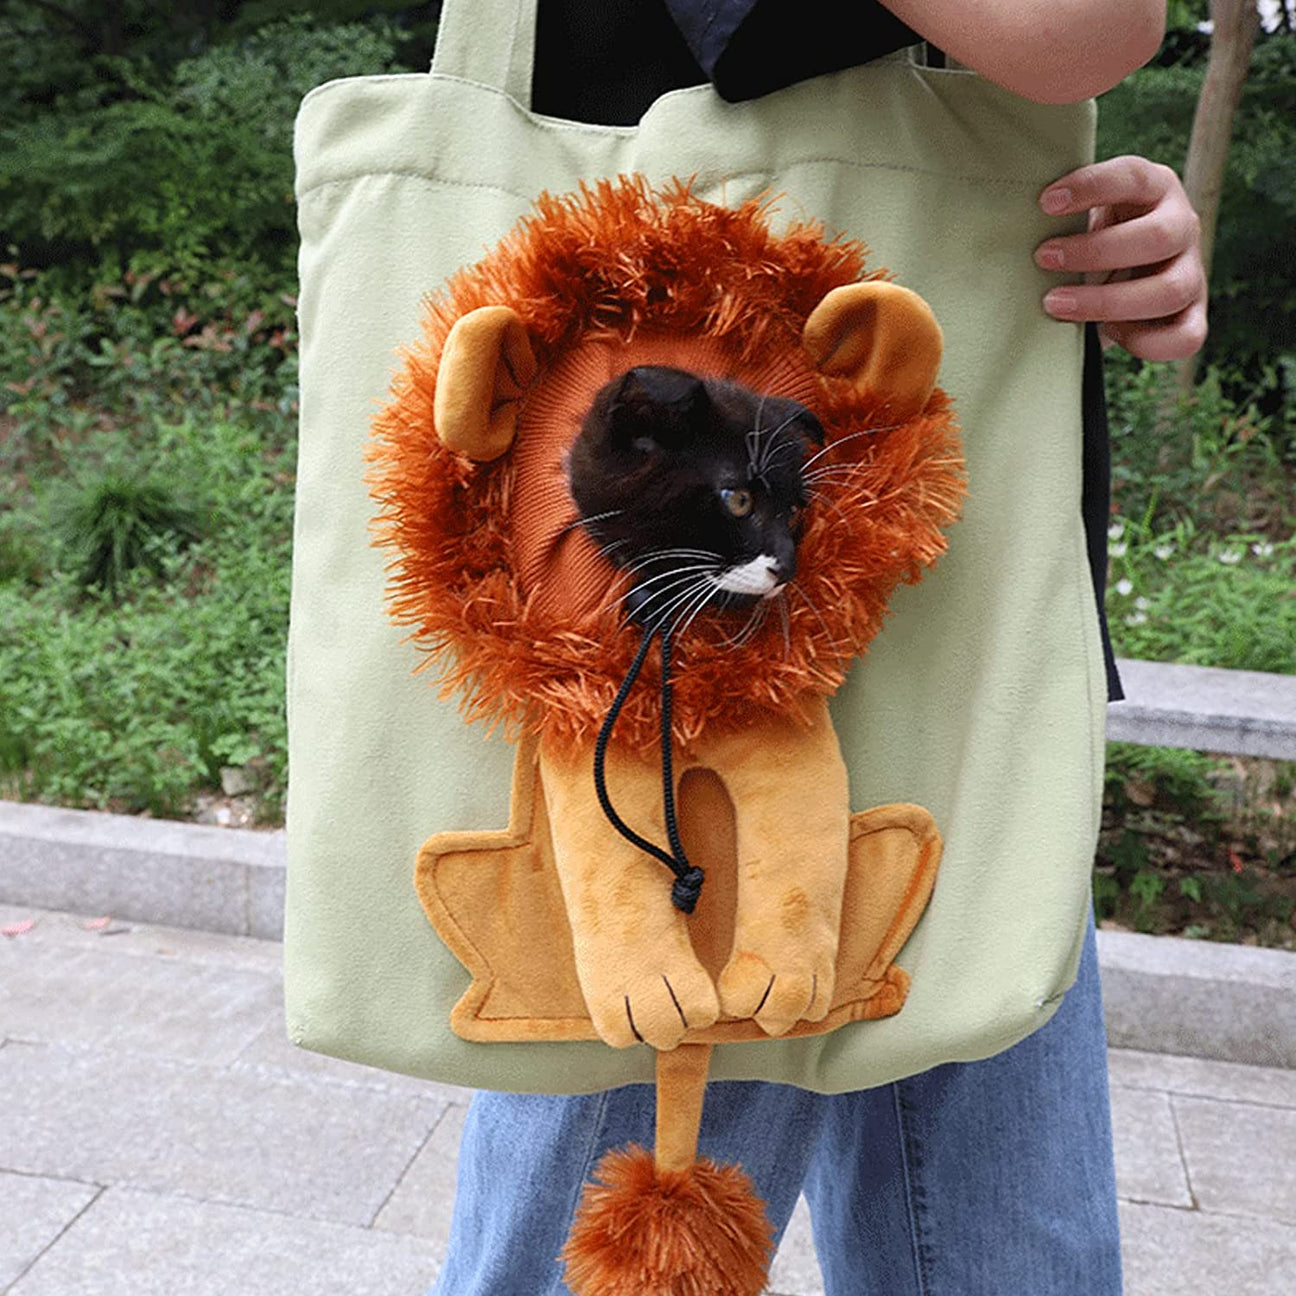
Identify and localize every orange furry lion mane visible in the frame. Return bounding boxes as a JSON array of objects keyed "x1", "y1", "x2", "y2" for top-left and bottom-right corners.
[{"x1": 367, "y1": 176, "x2": 964, "y2": 751}]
